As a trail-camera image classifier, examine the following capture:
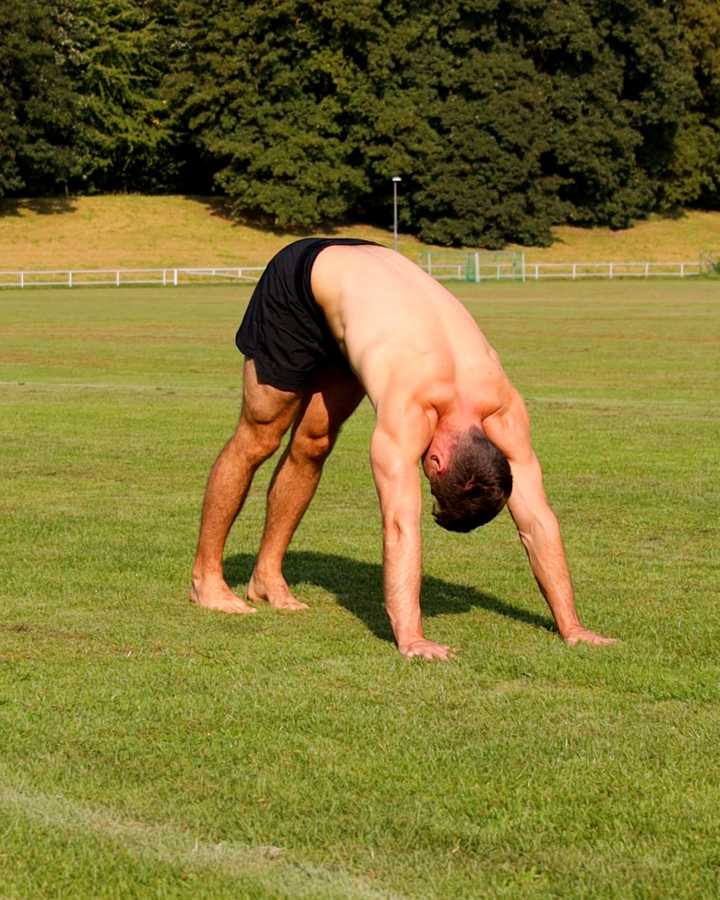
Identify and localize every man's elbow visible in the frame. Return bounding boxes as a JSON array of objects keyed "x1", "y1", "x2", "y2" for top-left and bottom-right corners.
[
  {"x1": 517, "y1": 509, "x2": 561, "y2": 552},
  {"x1": 382, "y1": 511, "x2": 419, "y2": 545}
]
